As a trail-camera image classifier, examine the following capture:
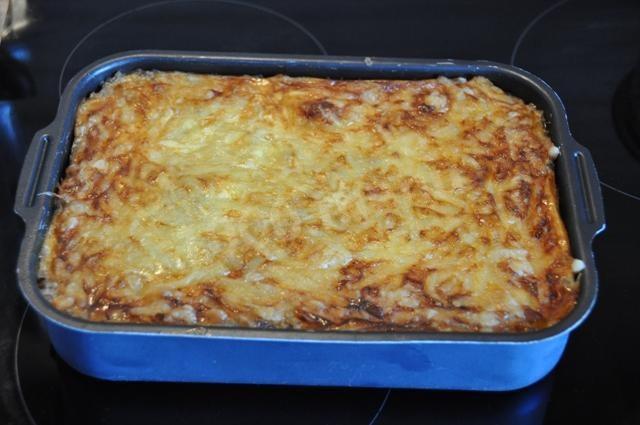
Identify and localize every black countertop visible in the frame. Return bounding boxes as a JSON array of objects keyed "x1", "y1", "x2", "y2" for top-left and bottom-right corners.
[{"x1": 1, "y1": 1, "x2": 639, "y2": 424}]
